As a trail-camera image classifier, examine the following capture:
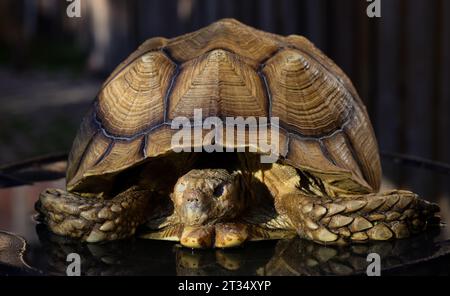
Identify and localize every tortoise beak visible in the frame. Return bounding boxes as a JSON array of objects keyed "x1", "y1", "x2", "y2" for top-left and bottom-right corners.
[{"x1": 180, "y1": 189, "x2": 211, "y2": 225}]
